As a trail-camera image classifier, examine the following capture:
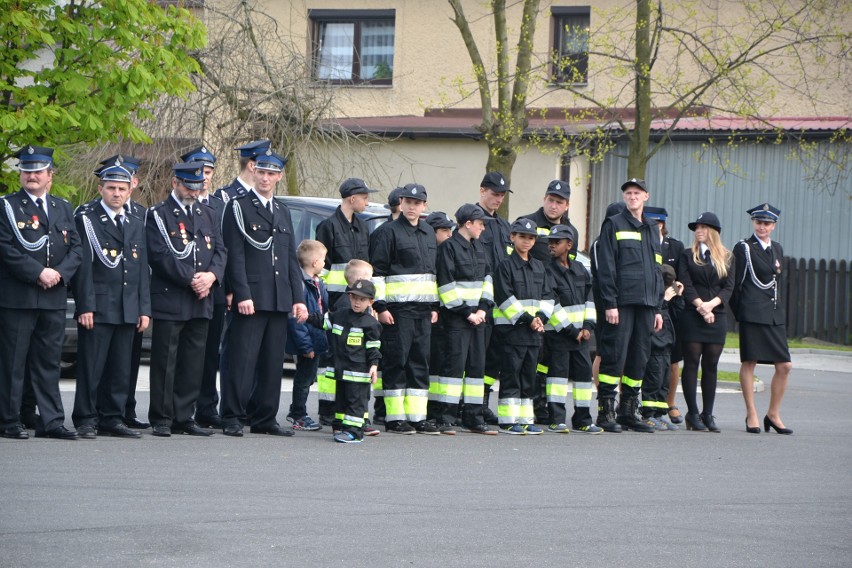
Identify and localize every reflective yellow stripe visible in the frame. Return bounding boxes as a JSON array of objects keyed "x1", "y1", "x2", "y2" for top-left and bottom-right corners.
[
  {"x1": 341, "y1": 414, "x2": 365, "y2": 427},
  {"x1": 546, "y1": 377, "x2": 569, "y2": 402},
  {"x1": 404, "y1": 389, "x2": 428, "y2": 421},
  {"x1": 429, "y1": 376, "x2": 463, "y2": 403},
  {"x1": 599, "y1": 373, "x2": 620, "y2": 385},
  {"x1": 341, "y1": 370, "x2": 372, "y2": 383},
  {"x1": 621, "y1": 375, "x2": 642, "y2": 388},
  {"x1": 481, "y1": 275, "x2": 494, "y2": 302},
  {"x1": 438, "y1": 281, "x2": 487, "y2": 308},
  {"x1": 537, "y1": 363, "x2": 549, "y2": 374},
  {"x1": 372, "y1": 375, "x2": 384, "y2": 396},
  {"x1": 546, "y1": 303, "x2": 584, "y2": 331},
  {"x1": 573, "y1": 382, "x2": 593, "y2": 407},
  {"x1": 484, "y1": 374, "x2": 496, "y2": 386},
  {"x1": 536, "y1": 227, "x2": 550, "y2": 236},
  {"x1": 519, "y1": 398, "x2": 534, "y2": 424},
  {"x1": 385, "y1": 274, "x2": 438, "y2": 303},
  {"x1": 318, "y1": 371, "x2": 336, "y2": 401},
  {"x1": 497, "y1": 397, "x2": 521, "y2": 424},
  {"x1": 372, "y1": 276, "x2": 386, "y2": 302},
  {"x1": 463, "y1": 377, "x2": 484, "y2": 403},
  {"x1": 494, "y1": 297, "x2": 552, "y2": 325},
  {"x1": 583, "y1": 301, "x2": 597, "y2": 323},
  {"x1": 384, "y1": 389, "x2": 406, "y2": 421},
  {"x1": 615, "y1": 231, "x2": 641, "y2": 241},
  {"x1": 365, "y1": 340, "x2": 381, "y2": 350},
  {"x1": 655, "y1": 253, "x2": 662, "y2": 265},
  {"x1": 322, "y1": 263, "x2": 348, "y2": 292},
  {"x1": 505, "y1": 245, "x2": 514, "y2": 255}
]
